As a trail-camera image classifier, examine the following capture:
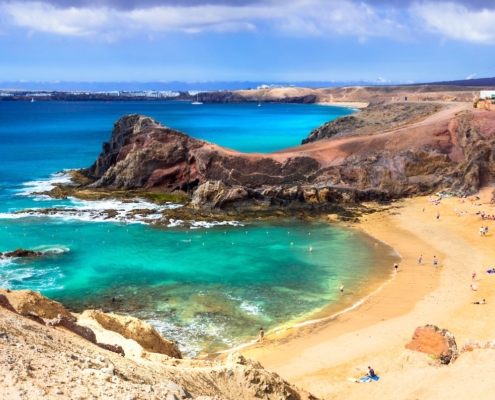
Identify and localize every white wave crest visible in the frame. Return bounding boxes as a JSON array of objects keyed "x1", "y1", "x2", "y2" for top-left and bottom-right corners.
[
  {"x1": 0, "y1": 265, "x2": 63, "y2": 291},
  {"x1": 239, "y1": 301, "x2": 263, "y2": 316},
  {"x1": 17, "y1": 172, "x2": 72, "y2": 196}
]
